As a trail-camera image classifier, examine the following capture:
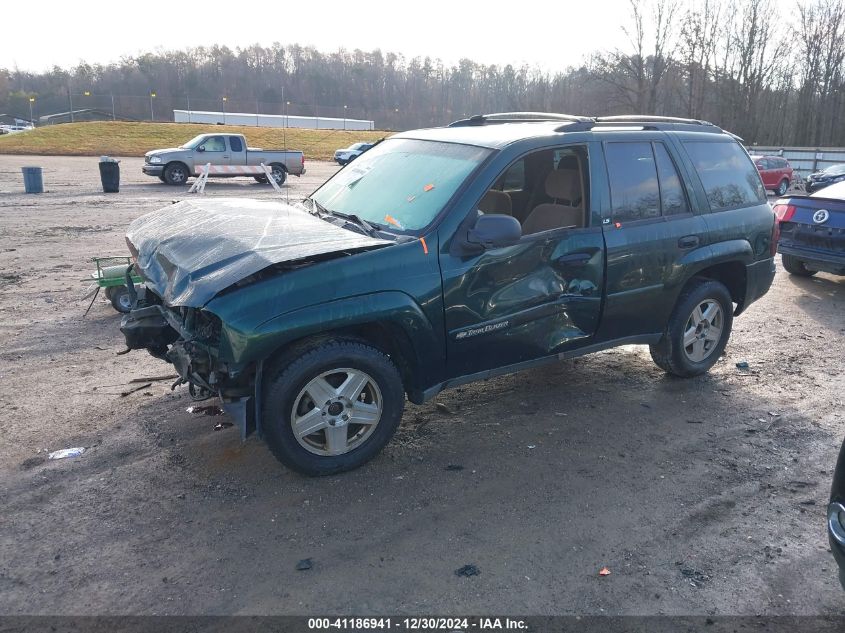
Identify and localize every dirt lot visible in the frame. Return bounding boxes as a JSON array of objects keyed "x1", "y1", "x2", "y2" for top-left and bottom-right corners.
[{"x1": 0, "y1": 155, "x2": 843, "y2": 616}]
